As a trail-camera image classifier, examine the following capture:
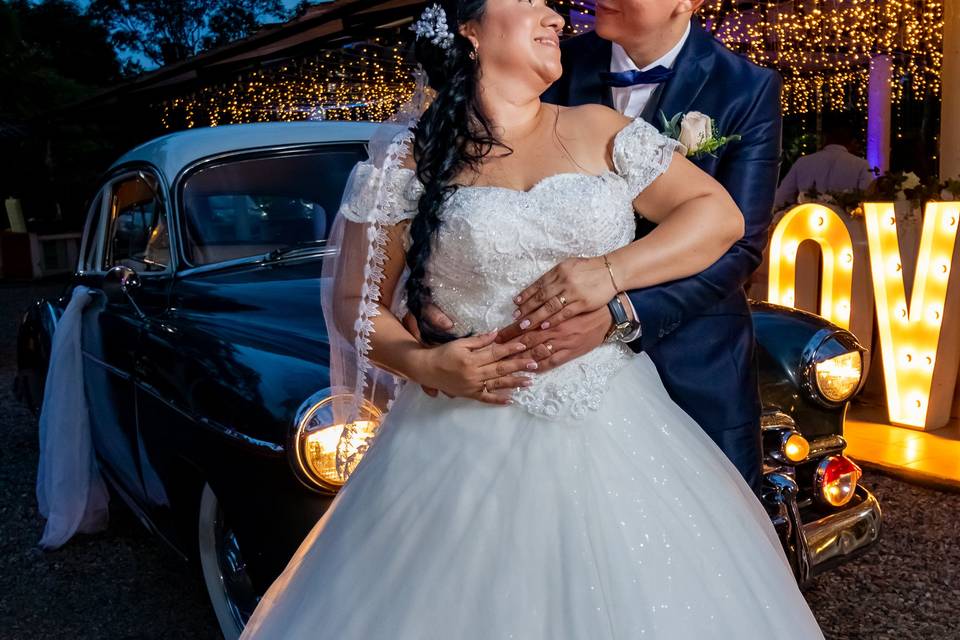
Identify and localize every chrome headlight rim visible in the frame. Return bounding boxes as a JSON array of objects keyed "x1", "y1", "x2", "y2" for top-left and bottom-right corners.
[
  {"x1": 799, "y1": 328, "x2": 866, "y2": 408},
  {"x1": 814, "y1": 454, "x2": 863, "y2": 508},
  {"x1": 287, "y1": 387, "x2": 381, "y2": 494}
]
